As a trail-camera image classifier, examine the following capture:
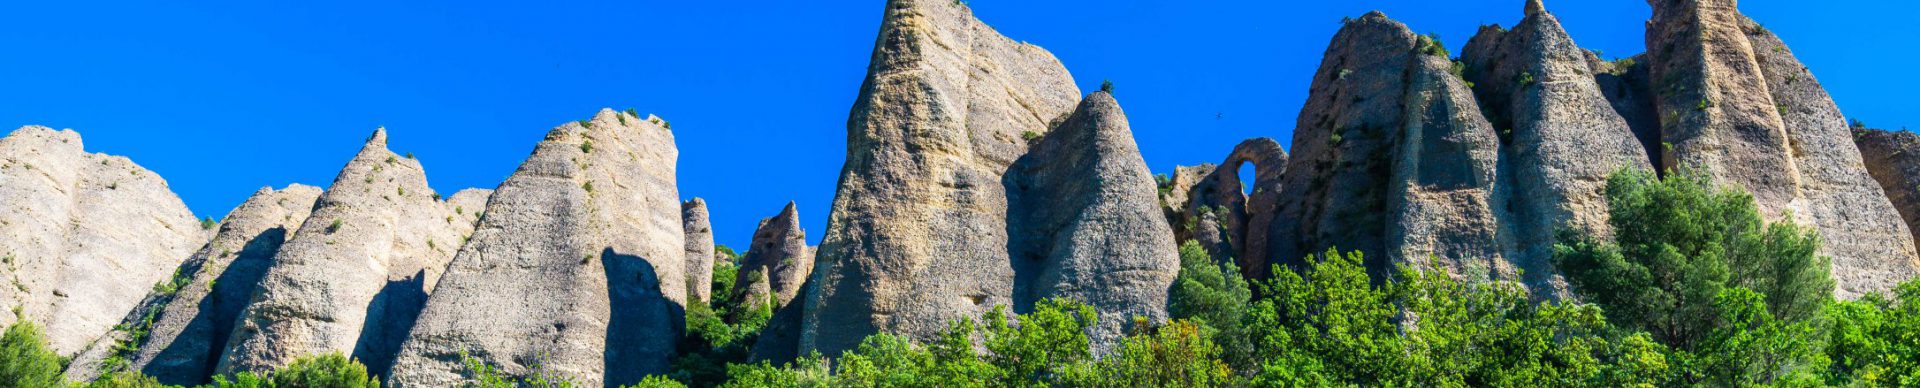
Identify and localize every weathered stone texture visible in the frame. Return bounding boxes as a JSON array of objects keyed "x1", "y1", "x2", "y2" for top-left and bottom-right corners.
[
  {"x1": 1855, "y1": 128, "x2": 1920, "y2": 279},
  {"x1": 735, "y1": 202, "x2": 812, "y2": 310},
  {"x1": 0, "y1": 126, "x2": 204, "y2": 357},
  {"x1": 683, "y1": 198, "x2": 716, "y2": 304},
  {"x1": 388, "y1": 109, "x2": 684, "y2": 387}
]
